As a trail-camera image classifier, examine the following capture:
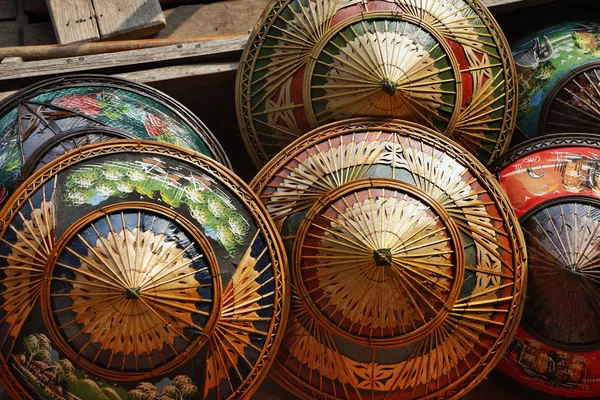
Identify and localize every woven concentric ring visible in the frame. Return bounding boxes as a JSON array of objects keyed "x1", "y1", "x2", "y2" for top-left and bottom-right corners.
[
  {"x1": 0, "y1": 140, "x2": 287, "y2": 400},
  {"x1": 252, "y1": 118, "x2": 526, "y2": 399},
  {"x1": 294, "y1": 178, "x2": 464, "y2": 347},
  {"x1": 495, "y1": 133, "x2": 600, "y2": 398},
  {"x1": 237, "y1": 0, "x2": 517, "y2": 167}
]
